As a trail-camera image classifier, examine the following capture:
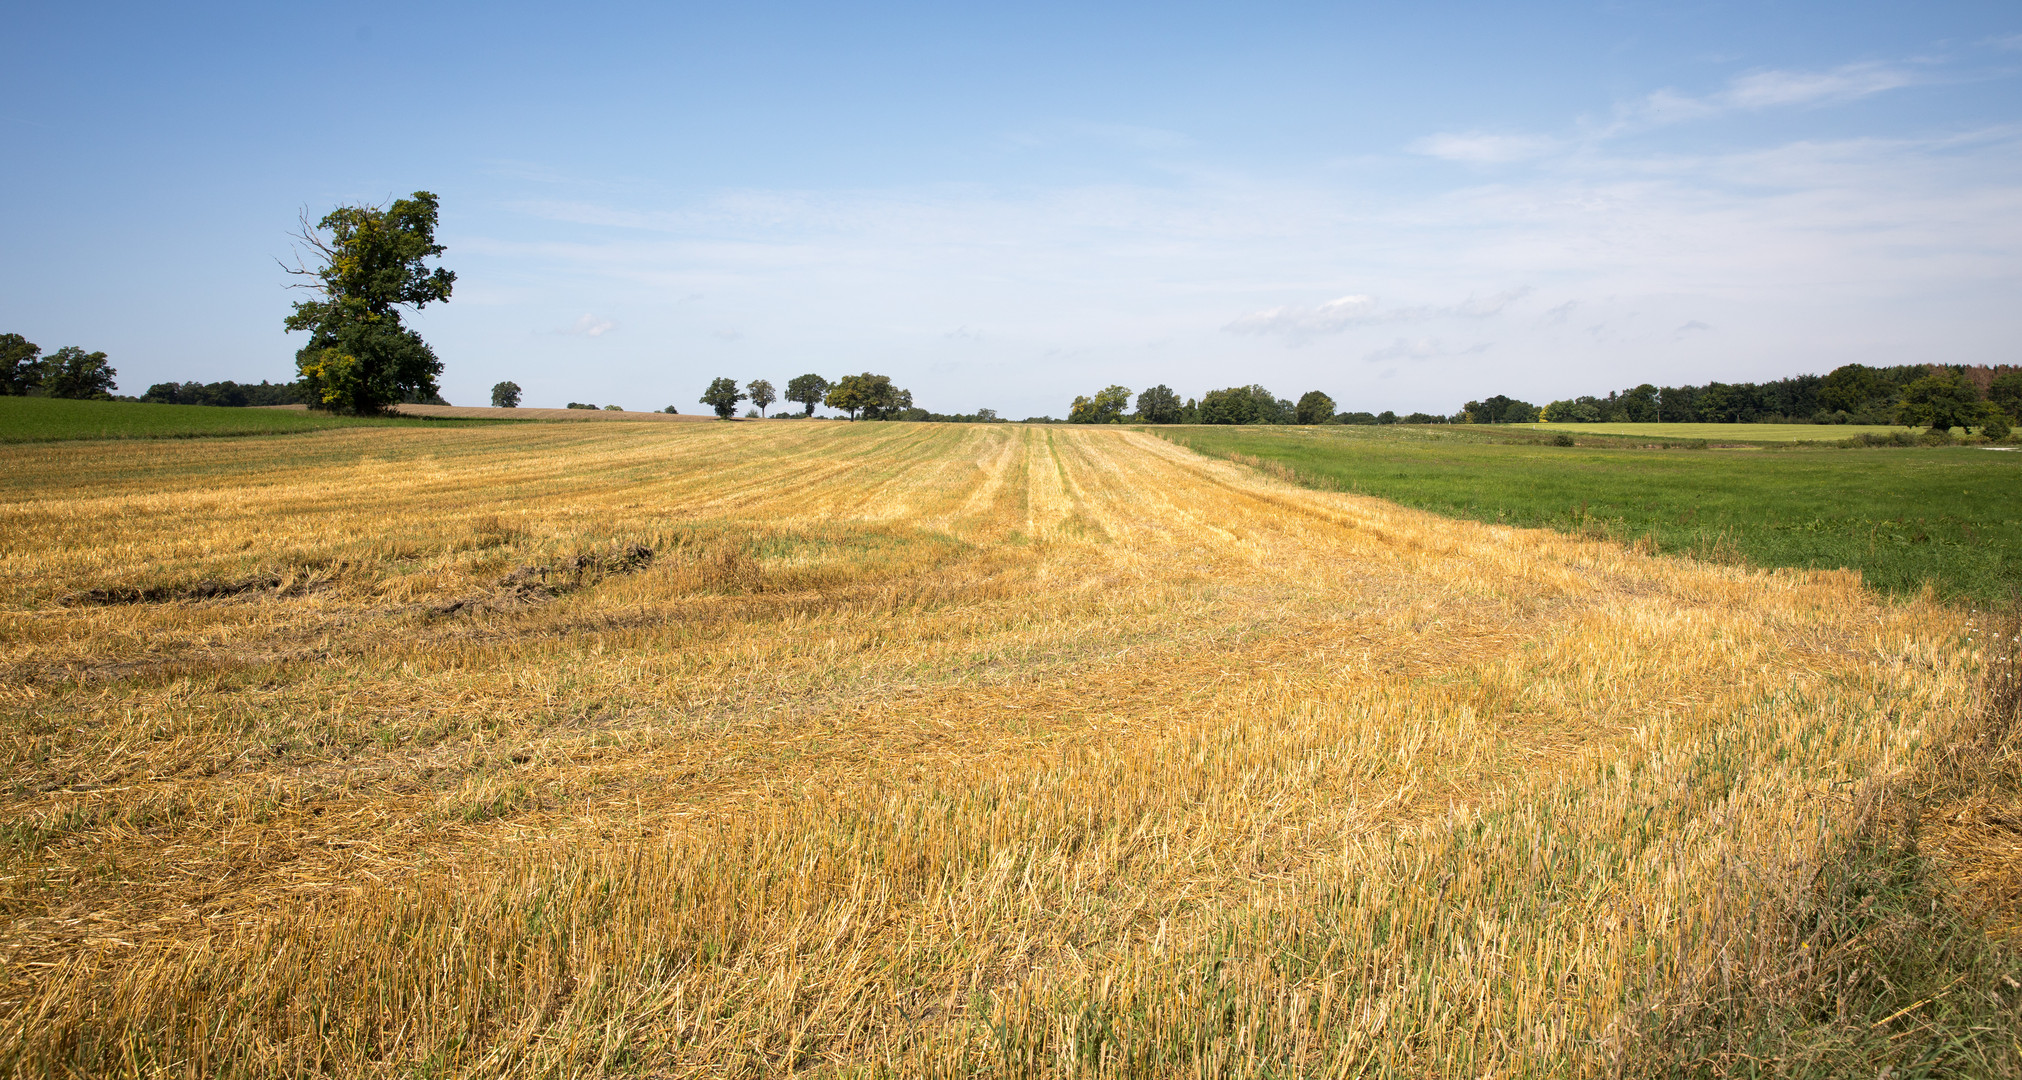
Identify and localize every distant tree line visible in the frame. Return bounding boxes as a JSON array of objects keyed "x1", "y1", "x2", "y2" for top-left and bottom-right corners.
[
  {"x1": 1540, "y1": 363, "x2": 2019, "y2": 435},
  {"x1": 1, "y1": 333, "x2": 119, "y2": 400},
  {"x1": 1055, "y1": 362, "x2": 2020, "y2": 436},
  {"x1": 1059, "y1": 383, "x2": 1457, "y2": 426},
  {"x1": 141, "y1": 379, "x2": 304, "y2": 407},
  {"x1": 141, "y1": 379, "x2": 446, "y2": 407}
]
